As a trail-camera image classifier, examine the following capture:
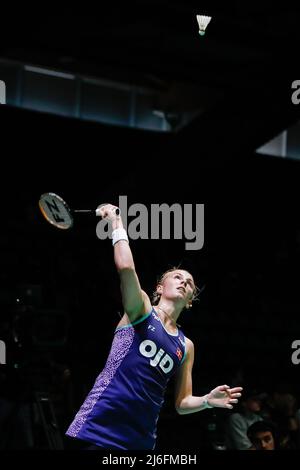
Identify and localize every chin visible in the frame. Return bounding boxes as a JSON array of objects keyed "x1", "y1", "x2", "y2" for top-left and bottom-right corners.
[
  {"x1": 175, "y1": 290, "x2": 185, "y2": 297},
  {"x1": 174, "y1": 293, "x2": 184, "y2": 300},
  {"x1": 175, "y1": 296, "x2": 186, "y2": 305}
]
